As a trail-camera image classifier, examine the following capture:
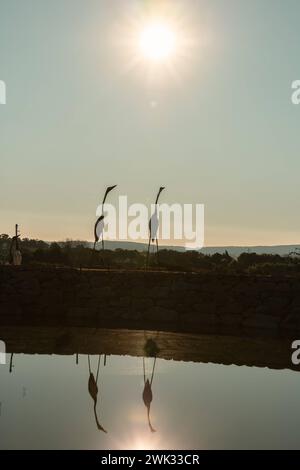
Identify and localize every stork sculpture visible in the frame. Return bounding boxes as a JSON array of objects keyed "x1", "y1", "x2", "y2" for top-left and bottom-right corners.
[
  {"x1": 146, "y1": 187, "x2": 165, "y2": 268},
  {"x1": 93, "y1": 185, "x2": 117, "y2": 252}
]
